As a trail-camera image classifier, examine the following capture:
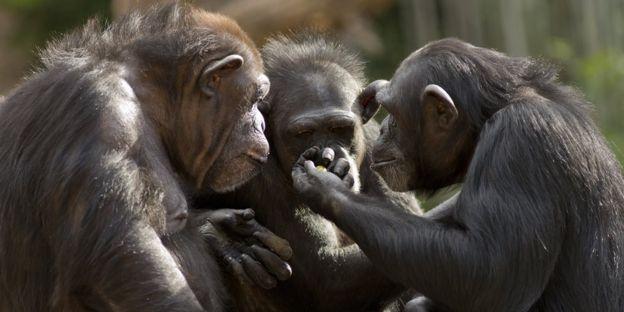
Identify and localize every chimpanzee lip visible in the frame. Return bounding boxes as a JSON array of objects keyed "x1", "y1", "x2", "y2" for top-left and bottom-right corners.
[
  {"x1": 371, "y1": 158, "x2": 397, "y2": 168},
  {"x1": 244, "y1": 153, "x2": 269, "y2": 165}
]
